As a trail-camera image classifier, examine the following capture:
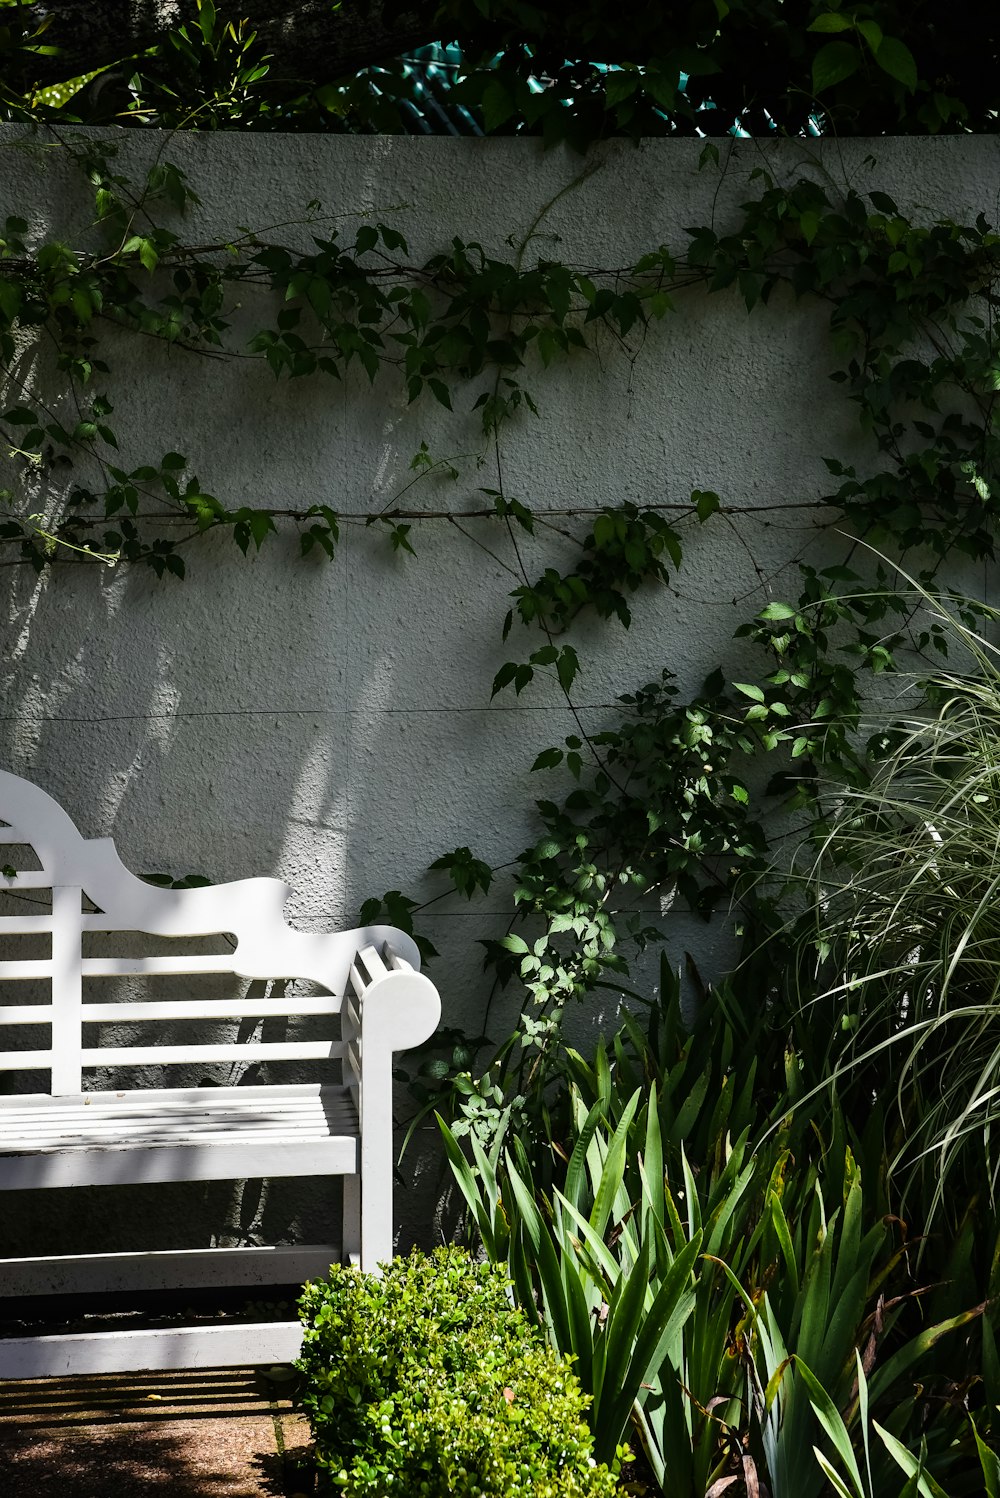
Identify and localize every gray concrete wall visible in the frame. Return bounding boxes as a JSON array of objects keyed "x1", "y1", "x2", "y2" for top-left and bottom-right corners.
[{"x1": 1, "y1": 130, "x2": 998, "y2": 1252}]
